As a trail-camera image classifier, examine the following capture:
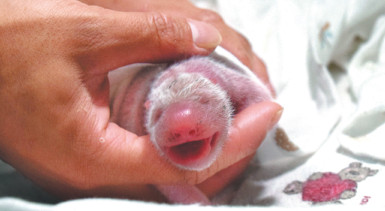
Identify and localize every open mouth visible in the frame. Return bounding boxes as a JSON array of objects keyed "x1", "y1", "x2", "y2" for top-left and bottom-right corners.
[{"x1": 166, "y1": 132, "x2": 219, "y2": 166}]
